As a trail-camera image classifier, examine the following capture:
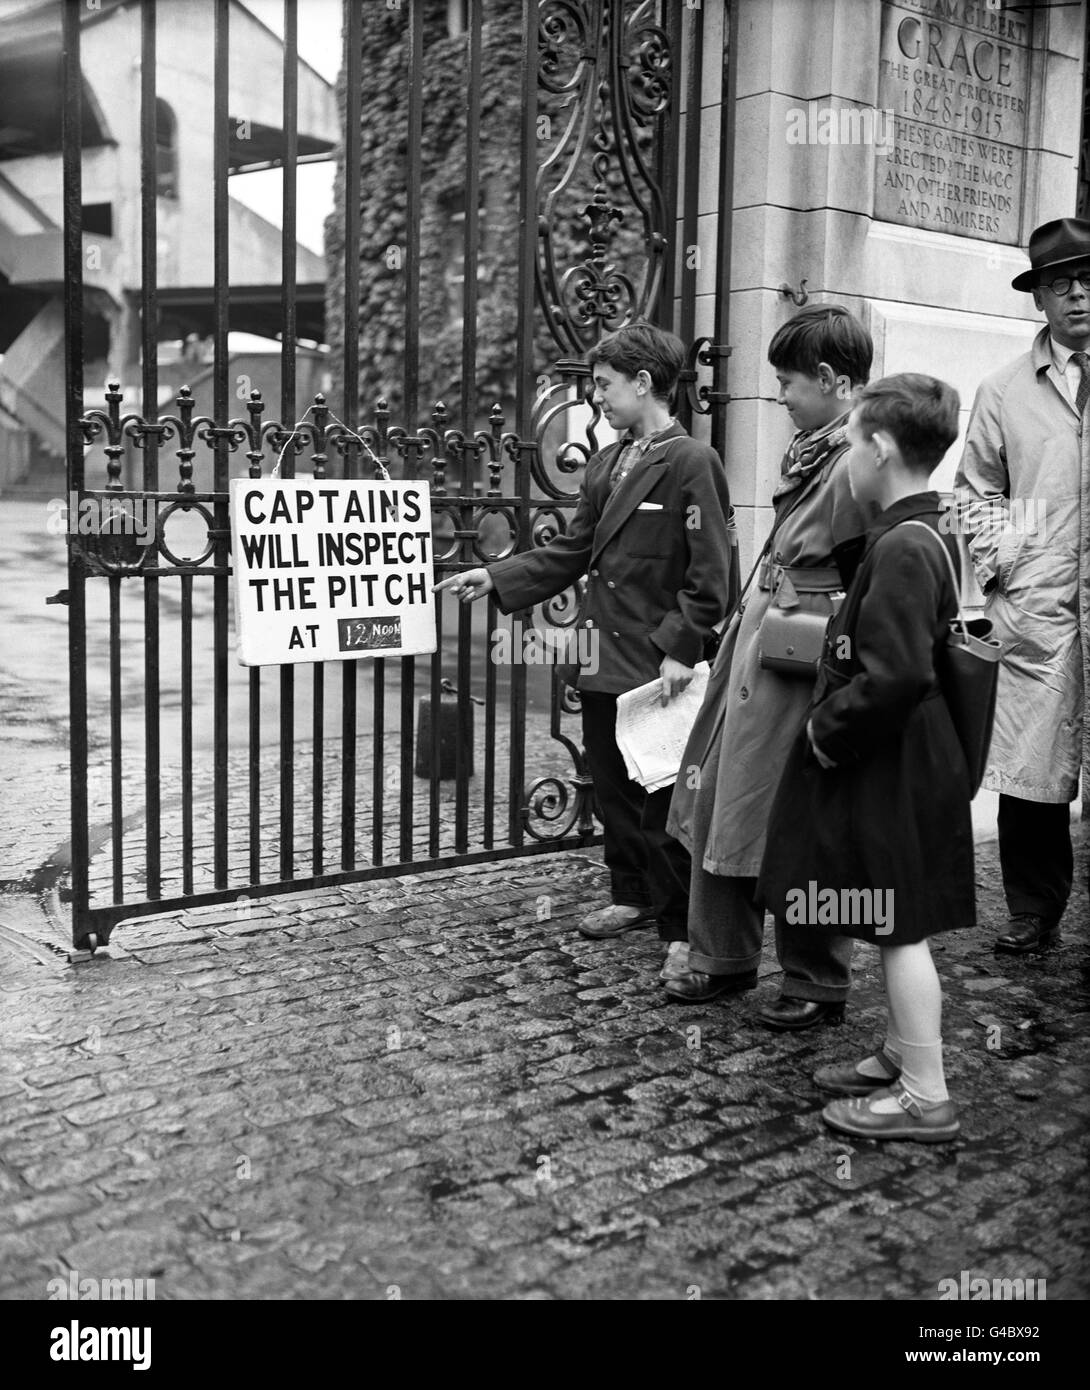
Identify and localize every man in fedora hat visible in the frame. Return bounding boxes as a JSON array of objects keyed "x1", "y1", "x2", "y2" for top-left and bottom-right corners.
[{"x1": 955, "y1": 217, "x2": 1090, "y2": 955}]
